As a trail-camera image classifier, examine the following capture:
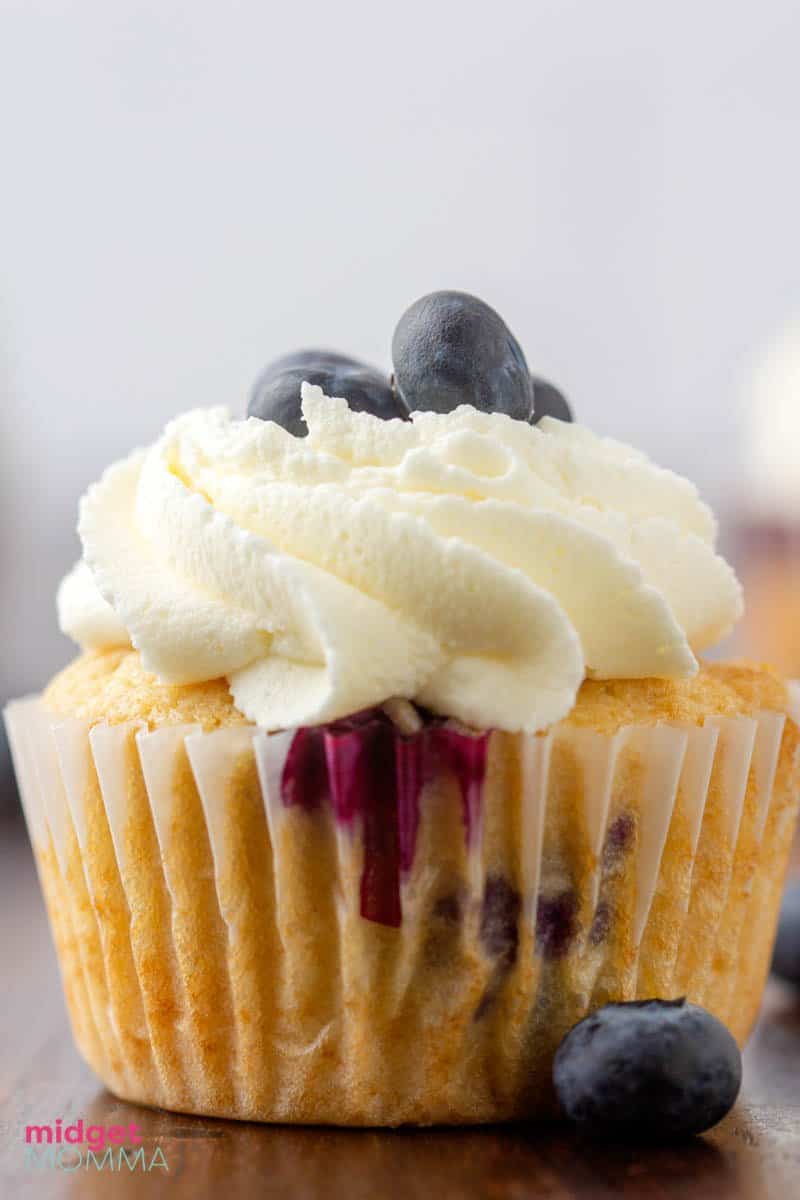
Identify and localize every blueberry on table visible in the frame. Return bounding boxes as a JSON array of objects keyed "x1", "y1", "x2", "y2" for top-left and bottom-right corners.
[
  {"x1": 553, "y1": 999, "x2": 741, "y2": 1140},
  {"x1": 248, "y1": 350, "x2": 407, "y2": 436},
  {"x1": 391, "y1": 291, "x2": 534, "y2": 419},
  {"x1": 531, "y1": 375, "x2": 573, "y2": 424},
  {"x1": 772, "y1": 883, "x2": 800, "y2": 984}
]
